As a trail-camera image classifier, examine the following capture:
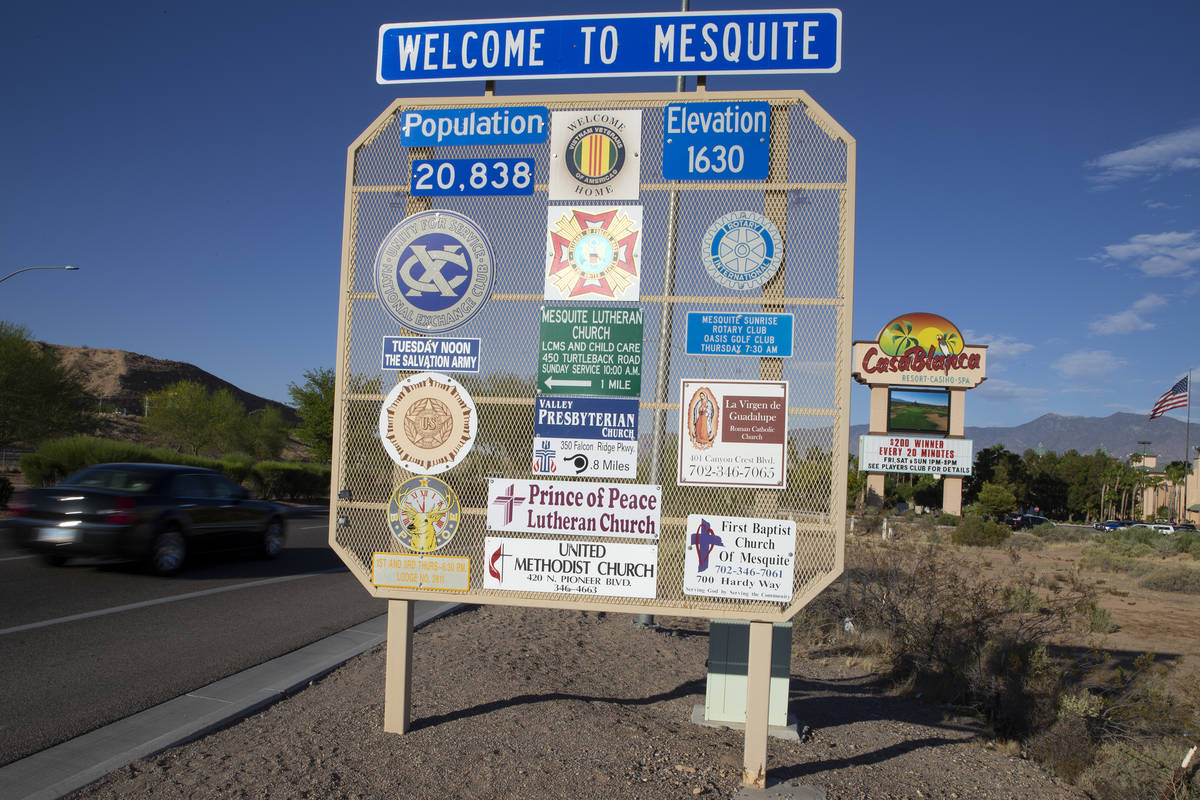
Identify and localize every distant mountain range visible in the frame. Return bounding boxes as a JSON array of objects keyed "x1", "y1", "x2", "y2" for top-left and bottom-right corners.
[{"x1": 851, "y1": 412, "x2": 1200, "y2": 464}]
